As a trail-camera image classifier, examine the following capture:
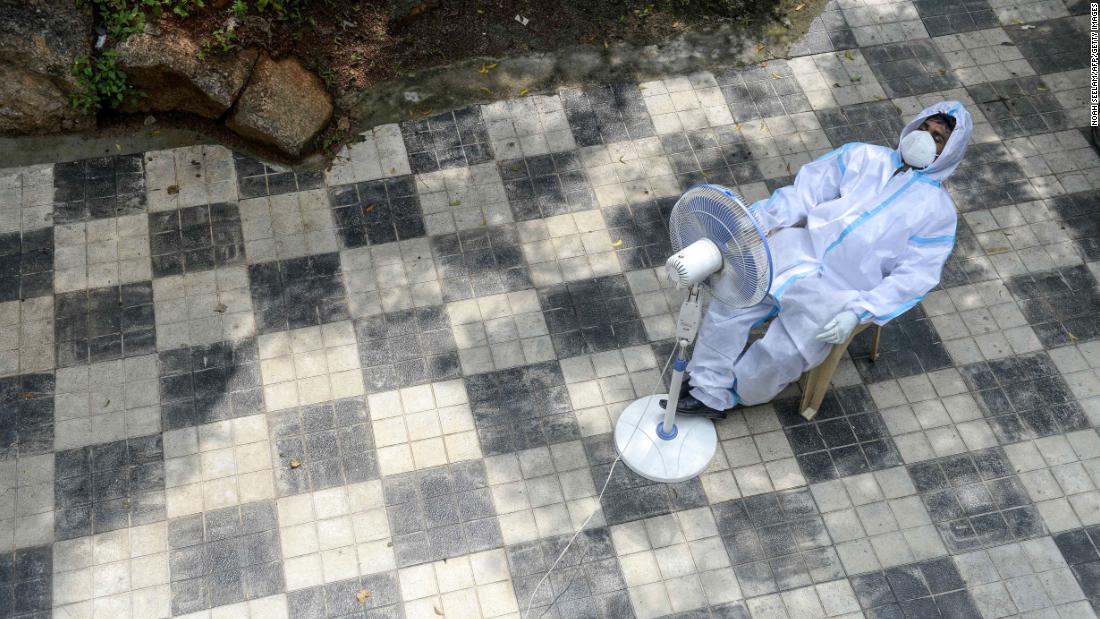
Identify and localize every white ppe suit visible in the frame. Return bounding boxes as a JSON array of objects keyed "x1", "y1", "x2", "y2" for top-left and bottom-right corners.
[{"x1": 687, "y1": 101, "x2": 972, "y2": 409}]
